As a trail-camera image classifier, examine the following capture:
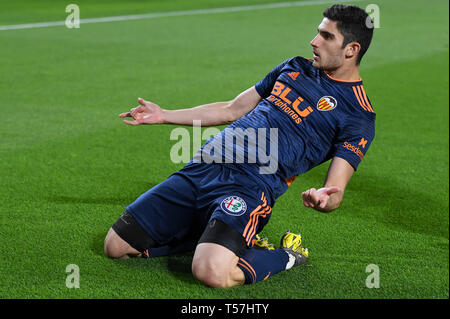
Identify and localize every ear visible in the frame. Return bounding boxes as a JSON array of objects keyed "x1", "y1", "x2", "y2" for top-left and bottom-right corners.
[{"x1": 345, "y1": 42, "x2": 361, "y2": 60}]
